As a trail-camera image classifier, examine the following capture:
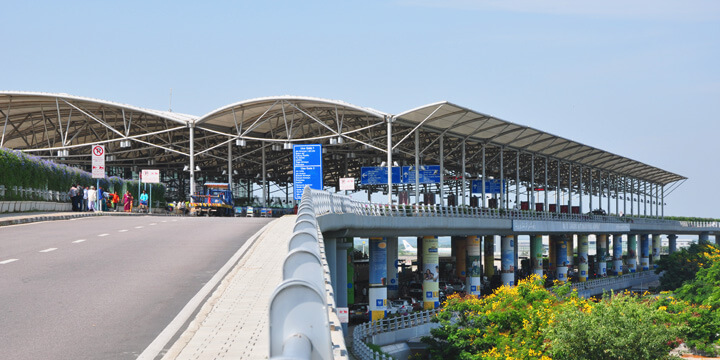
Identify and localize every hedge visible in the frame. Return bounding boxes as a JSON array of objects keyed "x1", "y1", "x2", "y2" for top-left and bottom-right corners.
[{"x1": 0, "y1": 147, "x2": 165, "y2": 203}]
